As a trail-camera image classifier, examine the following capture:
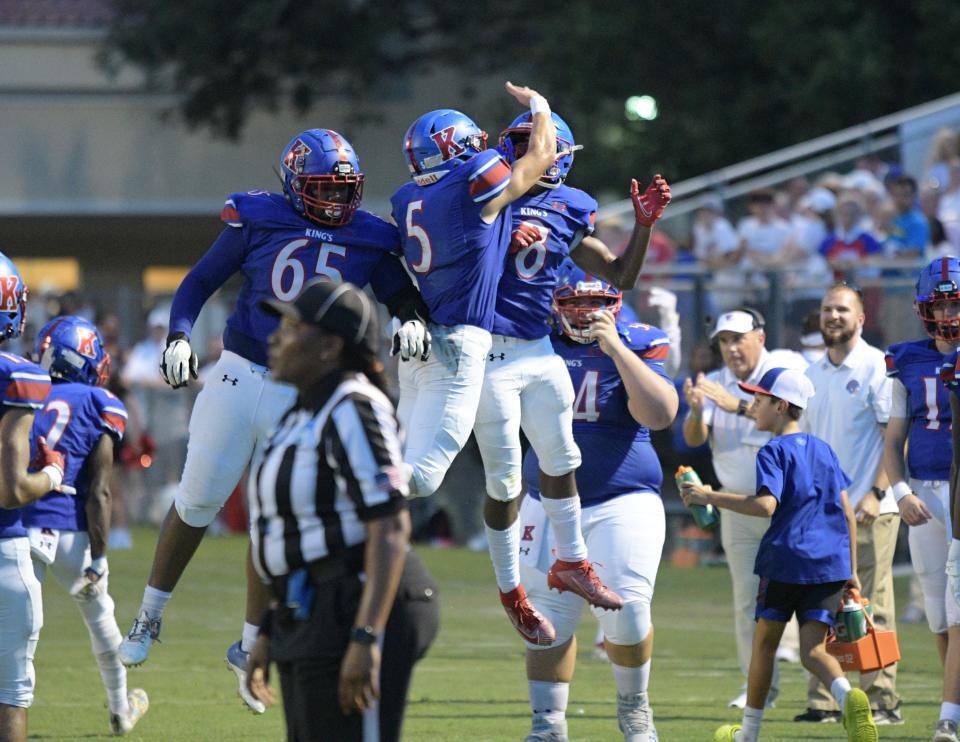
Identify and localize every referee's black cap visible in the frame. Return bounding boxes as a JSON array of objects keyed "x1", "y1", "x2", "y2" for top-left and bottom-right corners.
[{"x1": 261, "y1": 279, "x2": 379, "y2": 358}]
